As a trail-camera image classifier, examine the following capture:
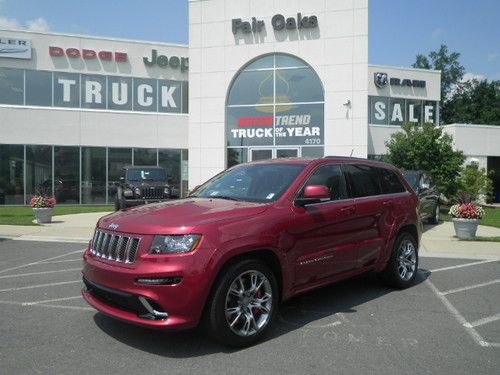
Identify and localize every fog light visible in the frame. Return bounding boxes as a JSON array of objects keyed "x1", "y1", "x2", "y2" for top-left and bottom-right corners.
[{"x1": 136, "y1": 277, "x2": 182, "y2": 285}]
